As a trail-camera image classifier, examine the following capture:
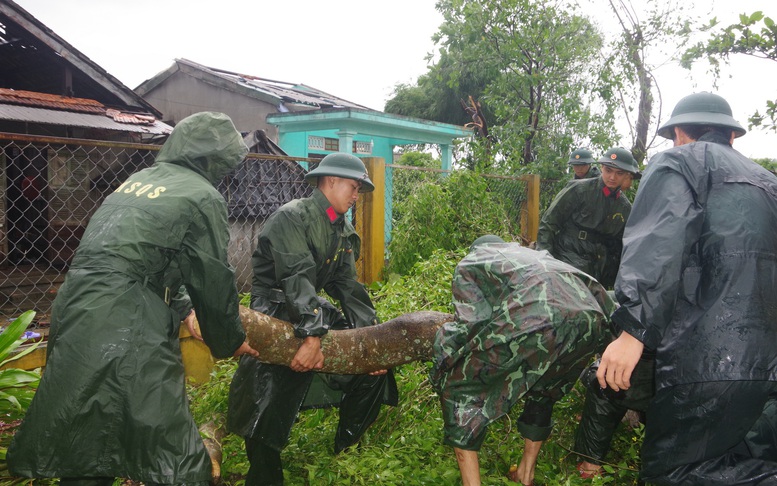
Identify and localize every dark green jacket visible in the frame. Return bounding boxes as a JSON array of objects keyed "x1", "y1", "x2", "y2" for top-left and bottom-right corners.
[
  {"x1": 612, "y1": 133, "x2": 777, "y2": 390},
  {"x1": 251, "y1": 189, "x2": 378, "y2": 337},
  {"x1": 574, "y1": 164, "x2": 601, "y2": 180},
  {"x1": 536, "y1": 177, "x2": 631, "y2": 288},
  {"x1": 227, "y1": 189, "x2": 395, "y2": 448},
  {"x1": 8, "y1": 112, "x2": 248, "y2": 483}
]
